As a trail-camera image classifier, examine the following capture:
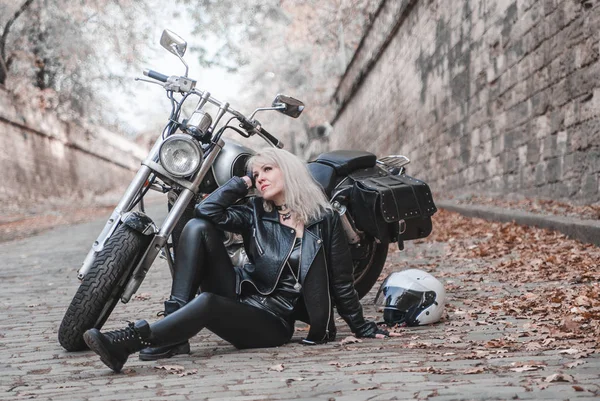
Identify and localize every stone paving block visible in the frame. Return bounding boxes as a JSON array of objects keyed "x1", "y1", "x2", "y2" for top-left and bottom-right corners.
[{"x1": 2, "y1": 211, "x2": 599, "y2": 400}]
